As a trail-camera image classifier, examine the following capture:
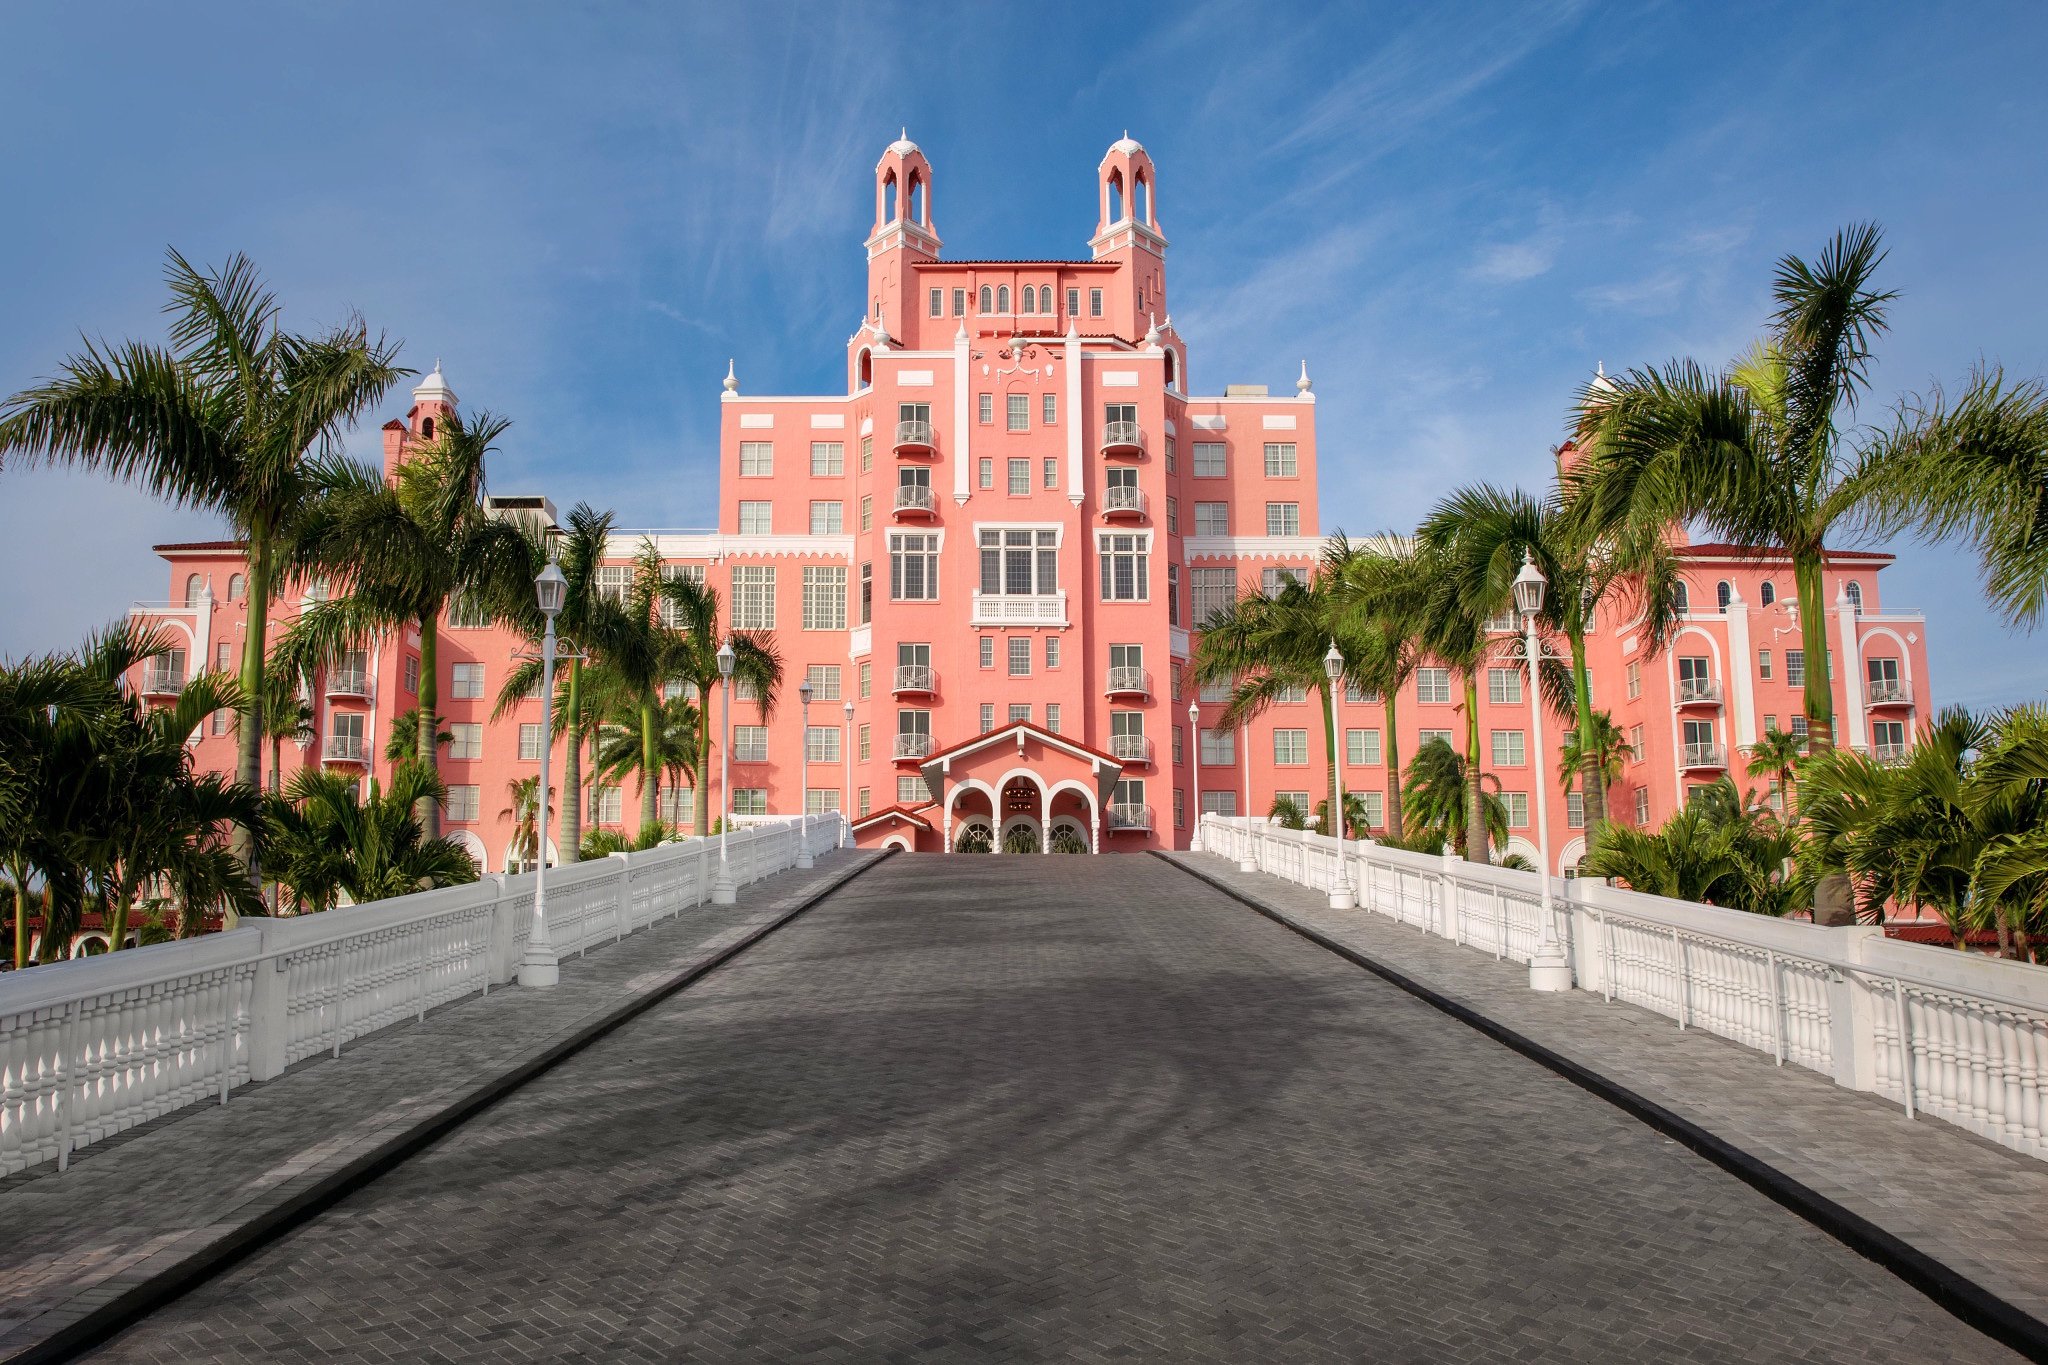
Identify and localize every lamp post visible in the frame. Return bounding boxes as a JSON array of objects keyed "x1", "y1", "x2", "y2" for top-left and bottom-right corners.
[
  {"x1": 1323, "y1": 641, "x2": 1356, "y2": 909},
  {"x1": 711, "y1": 638, "x2": 737, "y2": 905},
  {"x1": 842, "y1": 700, "x2": 855, "y2": 848},
  {"x1": 1186, "y1": 699, "x2": 1202, "y2": 853},
  {"x1": 796, "y1": 677, "x2": 814, "y2": 868},
  {"x1": 1515, "y1": 552, "x2": 1572, "y2": 991},
  {"x1": 518, "y1": 560, "x2": 568, "y2": 988},
  {"x1": 1238, "y1": 713, "x2": 1258, "y2": 874}
]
